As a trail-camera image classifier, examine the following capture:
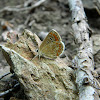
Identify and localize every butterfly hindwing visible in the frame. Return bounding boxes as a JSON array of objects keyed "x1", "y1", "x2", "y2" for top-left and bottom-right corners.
[
  {"x1": 40, "y1": 29, "x2": 61, "y2": 50},
  {"x1": 40, "y1": 41, "x2": 65, "y2": 59}
]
